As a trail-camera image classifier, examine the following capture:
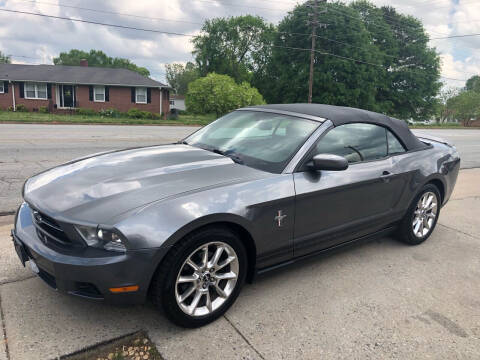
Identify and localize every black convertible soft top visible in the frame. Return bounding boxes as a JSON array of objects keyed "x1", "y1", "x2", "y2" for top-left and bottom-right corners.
[{"x1": 245, "y1": 103, "x2": 426, "y2": 151}]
